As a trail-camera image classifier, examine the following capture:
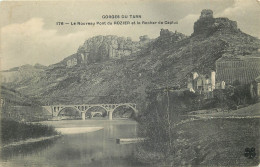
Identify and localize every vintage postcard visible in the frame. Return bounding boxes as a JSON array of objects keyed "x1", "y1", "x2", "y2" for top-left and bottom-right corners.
[{"x1": 0, "y1": 0, "x2": 259, "y2": 166}]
